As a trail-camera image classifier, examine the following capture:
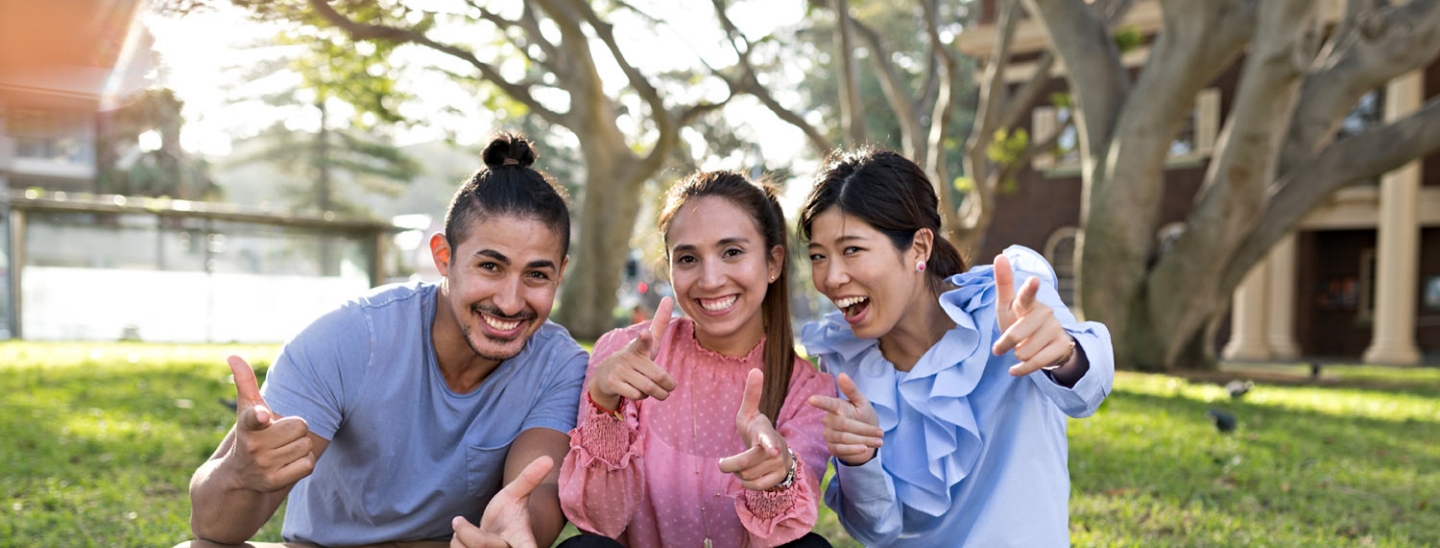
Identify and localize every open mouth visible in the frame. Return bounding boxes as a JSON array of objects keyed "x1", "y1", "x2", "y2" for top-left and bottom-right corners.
[
  {"x1": 477, "y1": 310, "x2": 529, "y2": 338},
  {"x1": 834, "y1": 296, "x2": 870, "y2": 322},
  {"x1": 697, "y1": 295, "x2": 738, "y2": 315}
]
